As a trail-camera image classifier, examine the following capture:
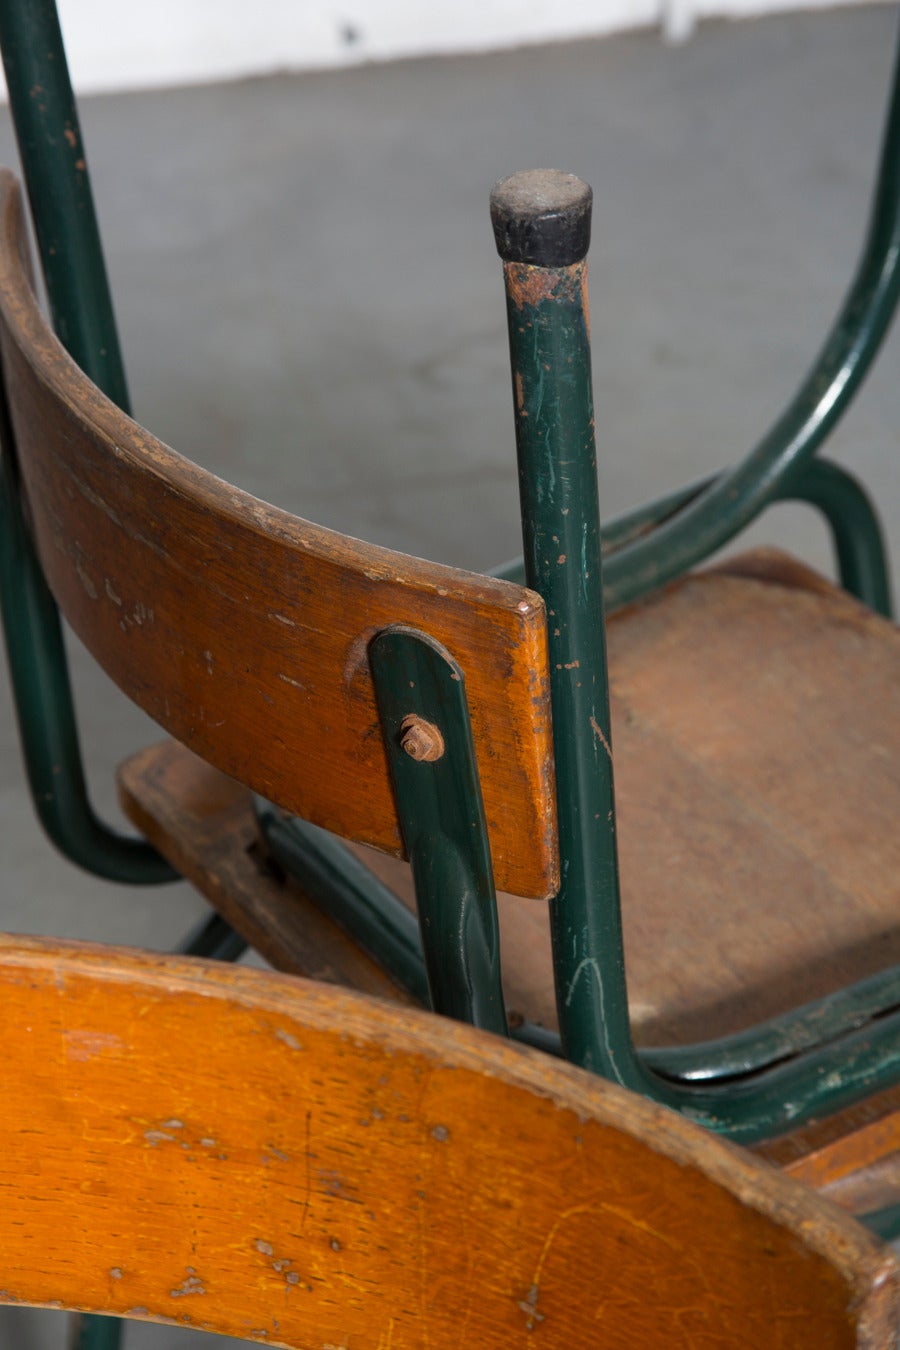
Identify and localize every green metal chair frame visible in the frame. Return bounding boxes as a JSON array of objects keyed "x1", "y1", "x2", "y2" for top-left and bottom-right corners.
[
  {"x1": 3, "y1": 0, "x2": 900, "y2": 1180},
  {"x1": 3, "y1": 4, "x2": 900, "y2": 1345}
]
